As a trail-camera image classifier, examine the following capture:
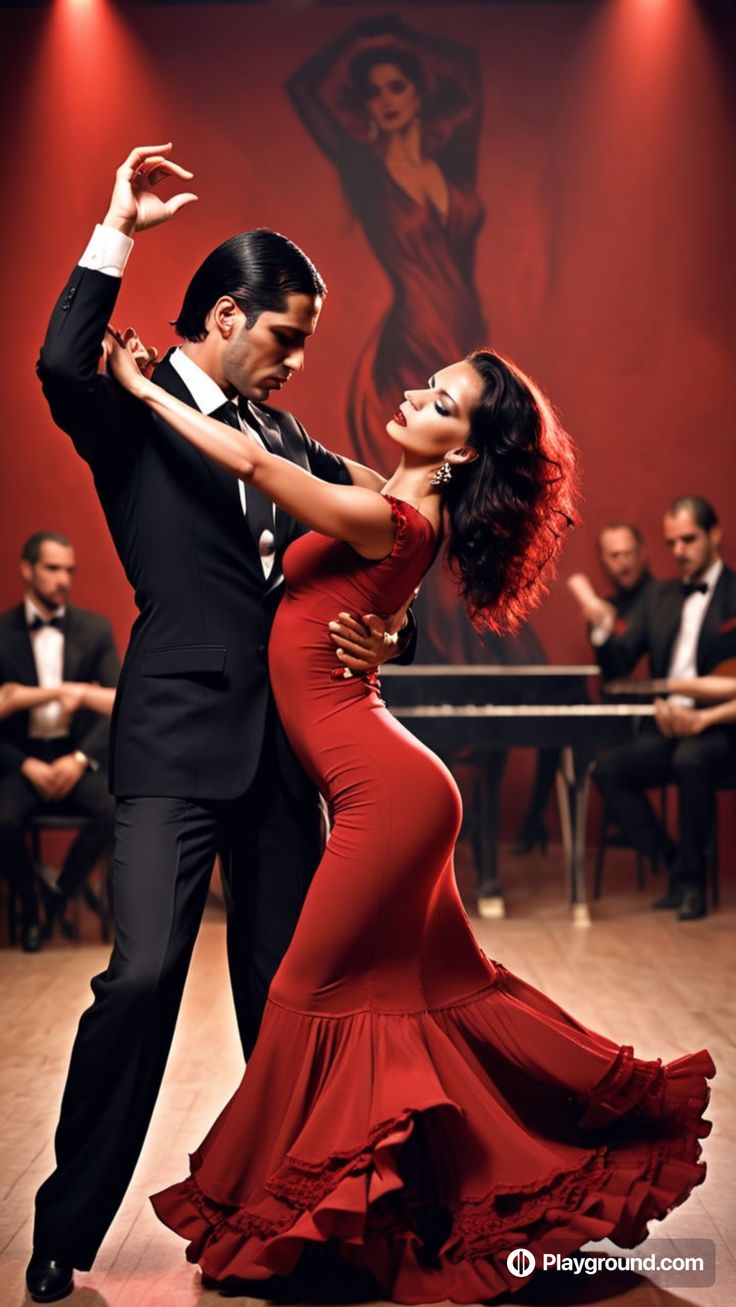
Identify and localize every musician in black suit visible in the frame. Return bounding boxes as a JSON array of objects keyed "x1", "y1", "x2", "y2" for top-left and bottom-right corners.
[
  {"x1": 567, "y1": 522, "x2": 656, "y2": 648},
  {"x1": 0, "y1": 531, "x2": 118, "y2": 953},
  {"x1": 593, "y1": 496, "x2": 736, "y2": 923},
  {"x1": 27, "y1": 146, "x2": 414, "y2": 1303}
]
